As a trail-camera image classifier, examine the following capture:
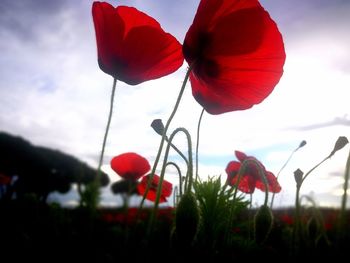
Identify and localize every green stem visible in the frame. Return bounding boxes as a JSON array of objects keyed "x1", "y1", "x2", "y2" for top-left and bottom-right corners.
[
  {"x1": 292, "y1": 183, "x2": 302, "y2": 255},
  {"x1": 96, "y1": 78, "x2": 117, "y2": 179},
  {"x1": 166, "y1": 161, "x2": 183, "y2": 197},
  {"x1": 300, "y1": 155, "x2": 330, "y2": 185},
  {"x1": 147, "y1": 127, "x2": 193, "y2": 234},
  {"x1": 270, "y1": 144, "x2": 303, "y2": 208},
  {"x1": 139, "y1": 66, "x2": 192, "y2": 209},
  {"x1": 293, "y1": 154, "x2": 331, "y2": 255},
  {"x1": 165, "y1": 137, "x2": 189, "y2": 165},
  {"x1": 195, "y1": 108, "x2": 205, "y2": 182},
  {"x1": 338, "y1": 149, "x2": 350, "y2": 234},
  {"x1": 94, "y1": 78, "x2": 117, "y2": 209},
  {"x1": 155, "y1": 127, "x2": 193, "y2": 211}
]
